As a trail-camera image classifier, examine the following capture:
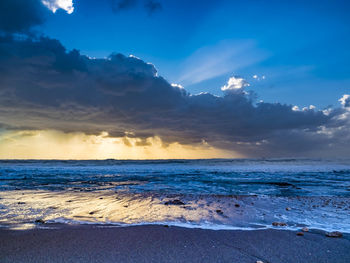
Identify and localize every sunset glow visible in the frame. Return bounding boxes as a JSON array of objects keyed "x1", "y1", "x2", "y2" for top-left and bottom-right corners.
[{"x1": 0, "y1": 130, "x2": 239, "y2": 159}]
